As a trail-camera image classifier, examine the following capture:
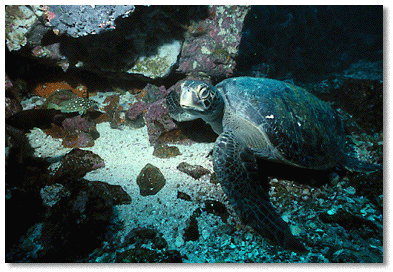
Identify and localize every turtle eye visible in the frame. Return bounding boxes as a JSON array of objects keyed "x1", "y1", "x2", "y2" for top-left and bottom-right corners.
[{"x1": 199, "y1": 87, "x2": 210, "y2": 99}]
